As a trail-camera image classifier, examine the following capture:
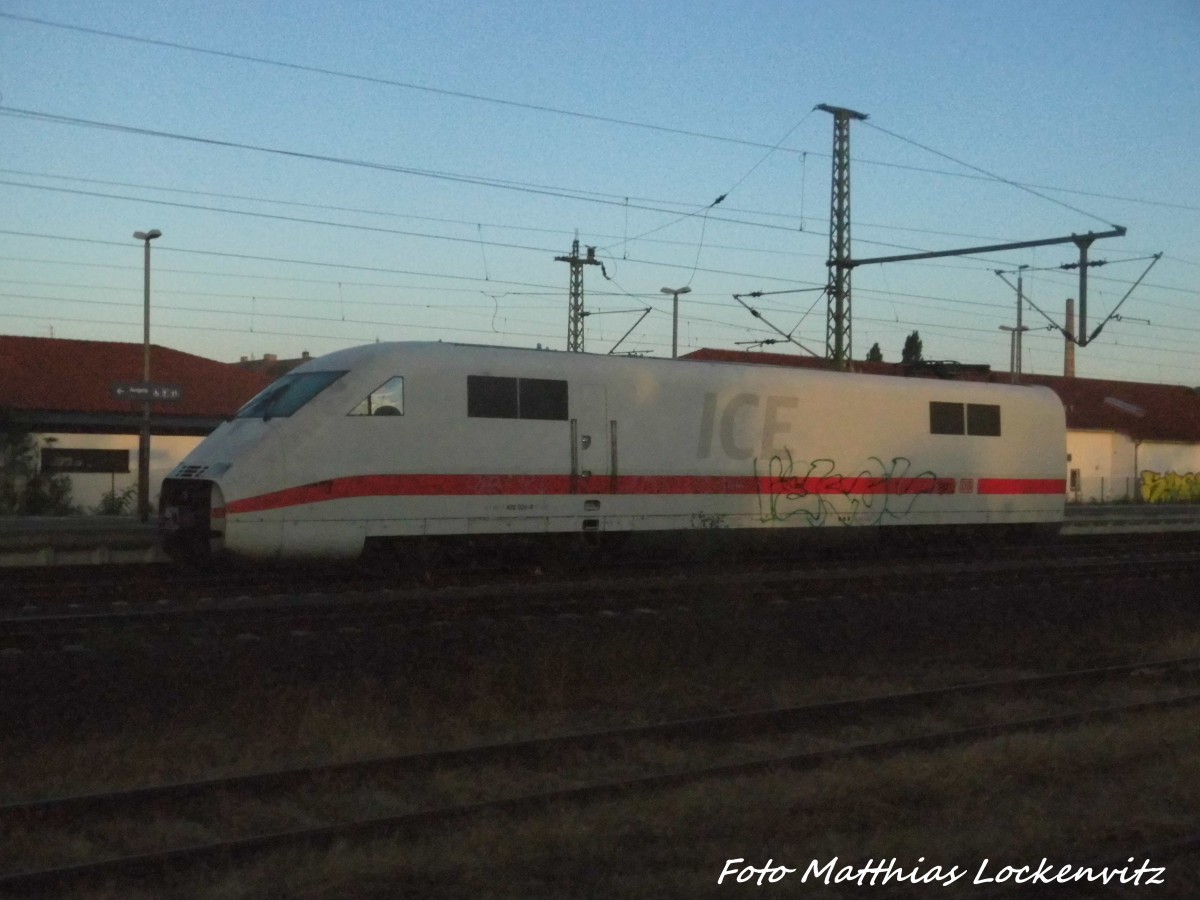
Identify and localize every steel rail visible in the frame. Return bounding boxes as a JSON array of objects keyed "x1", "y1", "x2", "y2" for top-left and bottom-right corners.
[
  {"x1": 3, "y1": 525, "x2": 1197, "y2": 610},
  {"x1": 3, "y1": 657, "x2": 1200, "y2": 892},
  {"x1": 3, "y1": 693, "x2": 1198, "y2": 893},
  {"x1": 5, "y1": 540, "x2": 1200, "y2": 632},
  {"x1": 1, "y1": 552, "x2": 1197, "y2": 662}
]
